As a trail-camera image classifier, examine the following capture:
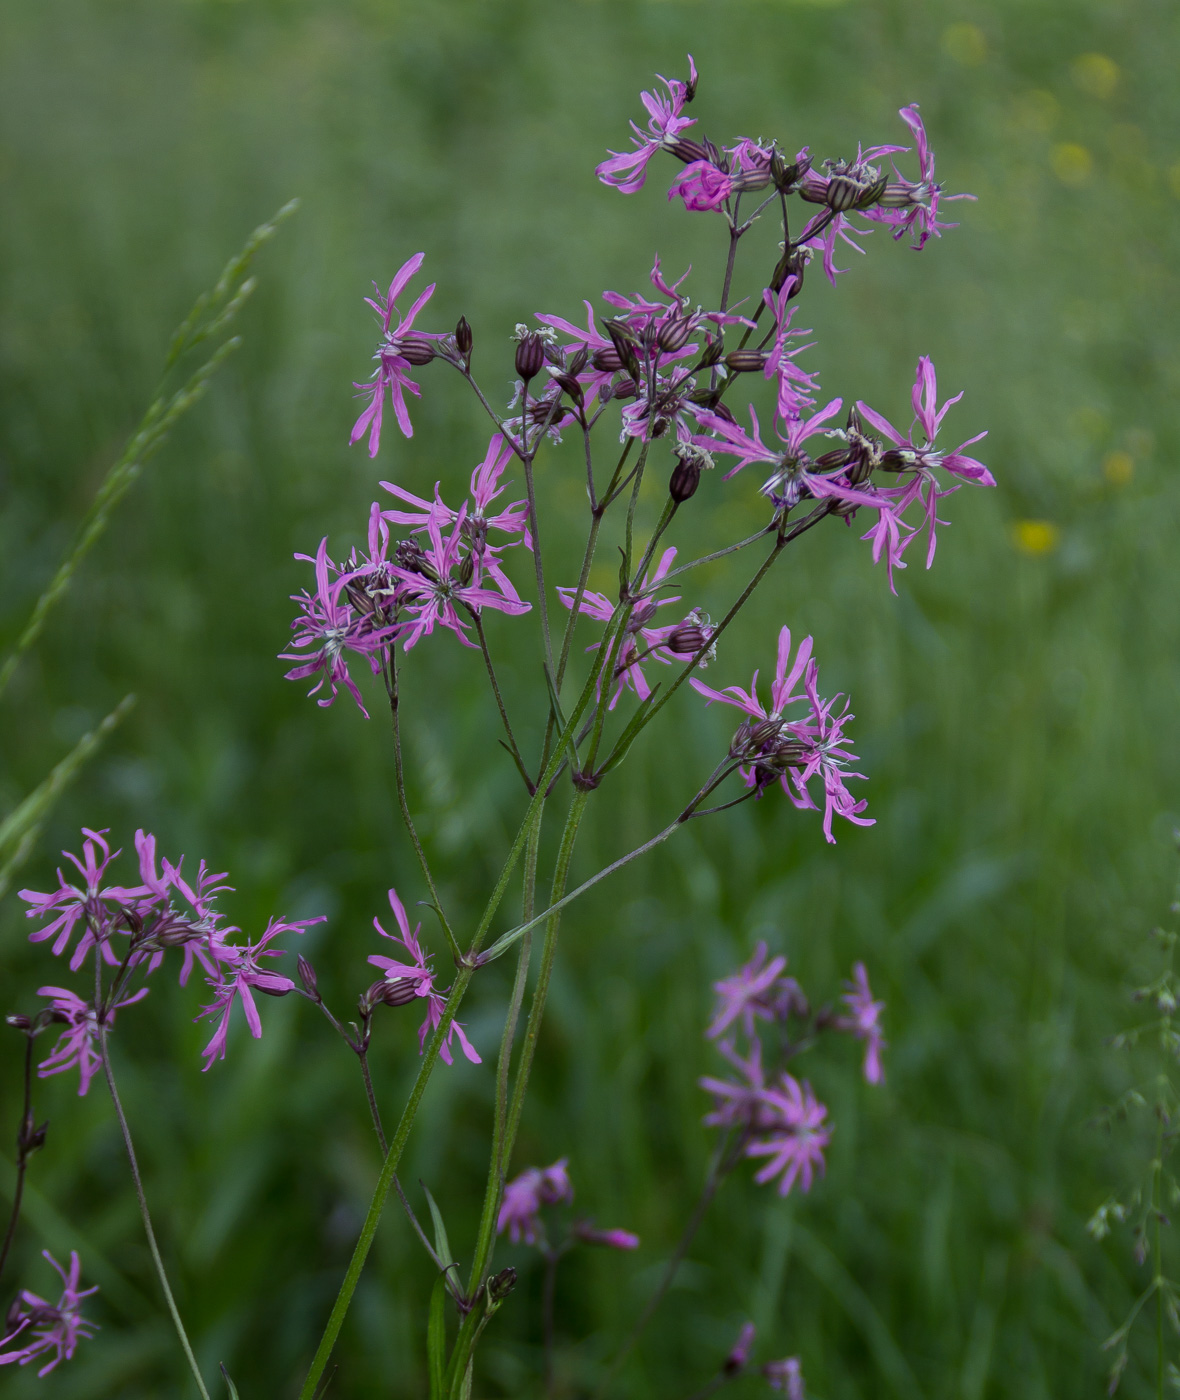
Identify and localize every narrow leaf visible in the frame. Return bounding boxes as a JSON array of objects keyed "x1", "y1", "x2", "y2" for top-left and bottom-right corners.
[
  {"x1": 427, "y1": 1276, "x2": 446, "y2": 1400},
  {"x1": 219, "y1": 1363, "x2": 242, "y2": 1400},
  {"x1": 421, "y1": 1184, "x2": 456, "y2": 1270}
]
